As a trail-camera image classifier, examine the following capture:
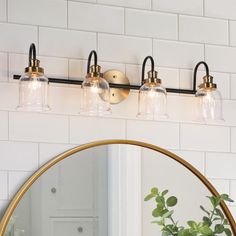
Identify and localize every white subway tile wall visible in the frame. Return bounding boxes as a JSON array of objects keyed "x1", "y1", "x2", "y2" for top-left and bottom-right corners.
[
  {"x1": 153, "y1": 0, "x2": 203, "y2": 15},
  {"x1": 0, "y1": 0, "x2": 236, "y2": 219}
]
